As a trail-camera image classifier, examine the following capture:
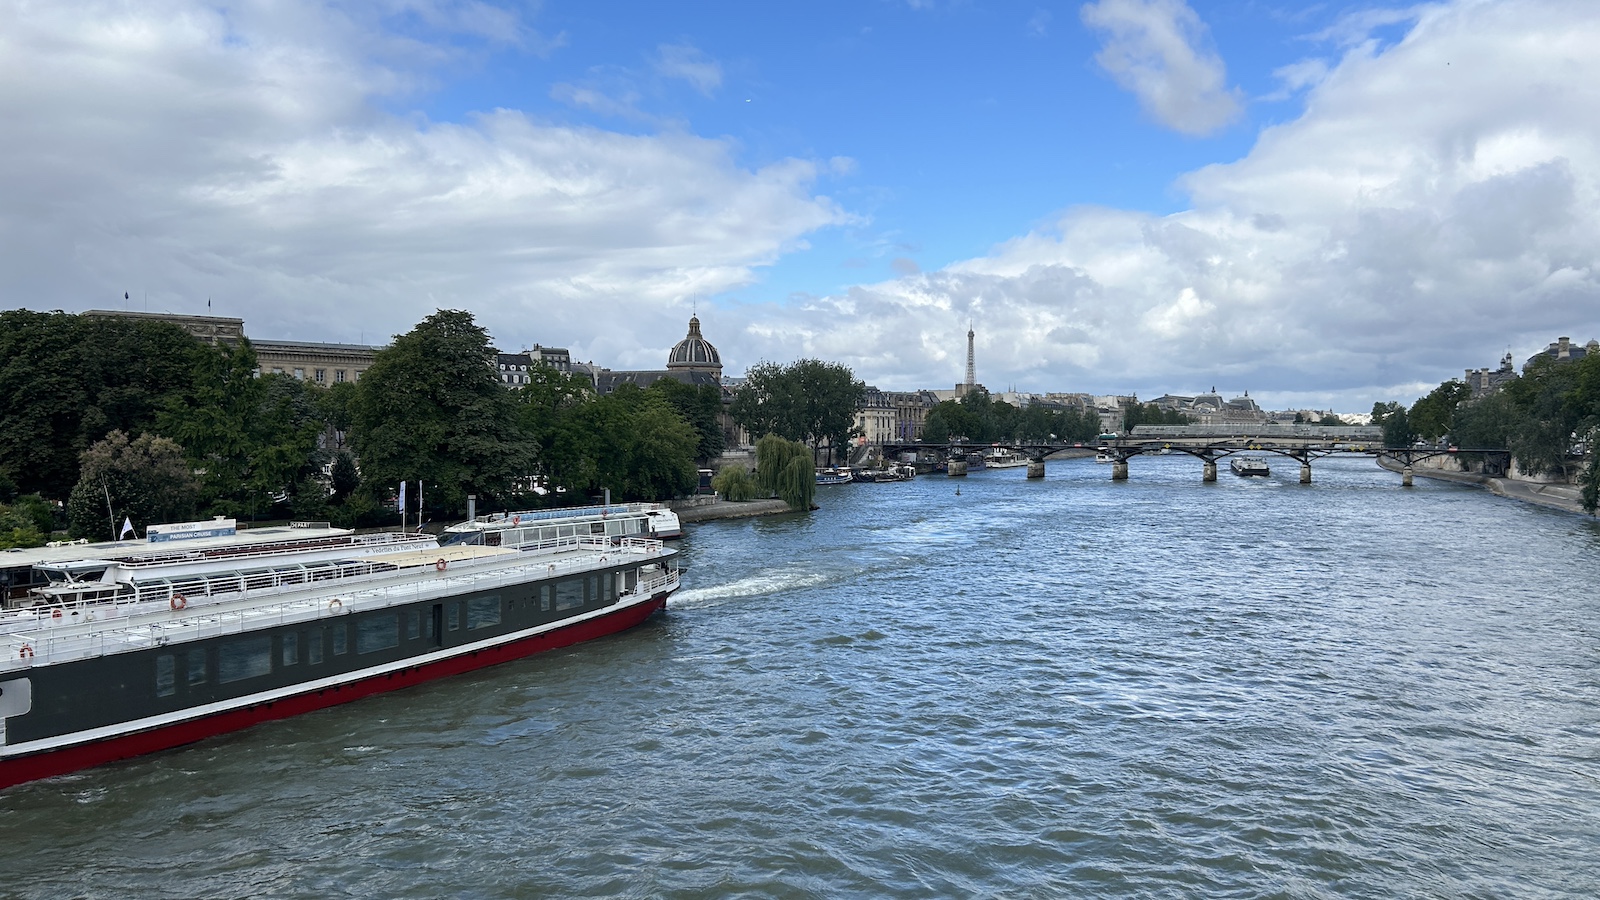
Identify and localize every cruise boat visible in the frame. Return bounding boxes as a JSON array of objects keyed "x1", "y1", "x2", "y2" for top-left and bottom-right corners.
[
  {"x1": 984, "y1": 447, "x2": 1030, "y2": 469},
  {"x1": 815, "y1": 468, "x2": 853, "y2": 486},
  {"x1": 0, "y1": 517, "x2": 679, "y2": 790},
  {"x1": 1230, "y1": 455, "x2": 1271, "y2": 477},
  {"x1": 1094, "y1": 451, "x2": 1115, "y2": 464}
]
